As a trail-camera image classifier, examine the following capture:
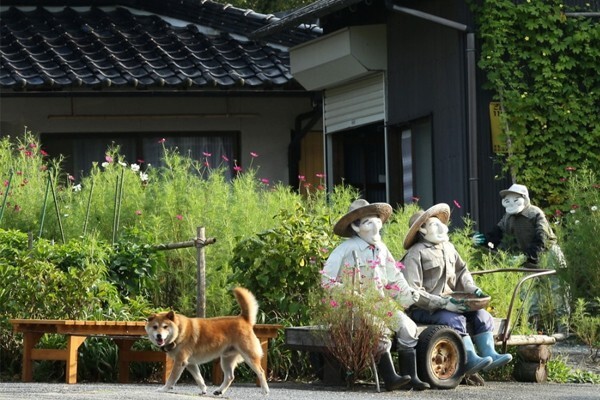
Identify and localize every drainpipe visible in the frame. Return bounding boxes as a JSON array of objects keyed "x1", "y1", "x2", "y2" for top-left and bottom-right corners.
[{"x1": 386, "y1": 1, "x2": 480, "y2": 224}]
